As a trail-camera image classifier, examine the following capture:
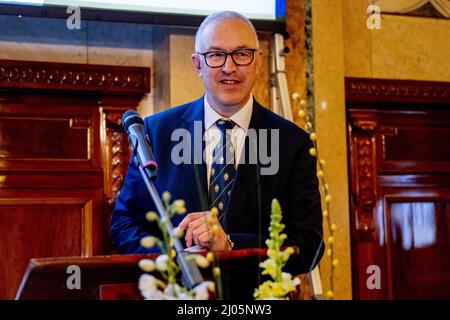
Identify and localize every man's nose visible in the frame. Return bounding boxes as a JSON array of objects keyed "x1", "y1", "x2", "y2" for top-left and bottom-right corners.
[{"x1": 221, "y1": 54, "x2": 238, "y2": 73}]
